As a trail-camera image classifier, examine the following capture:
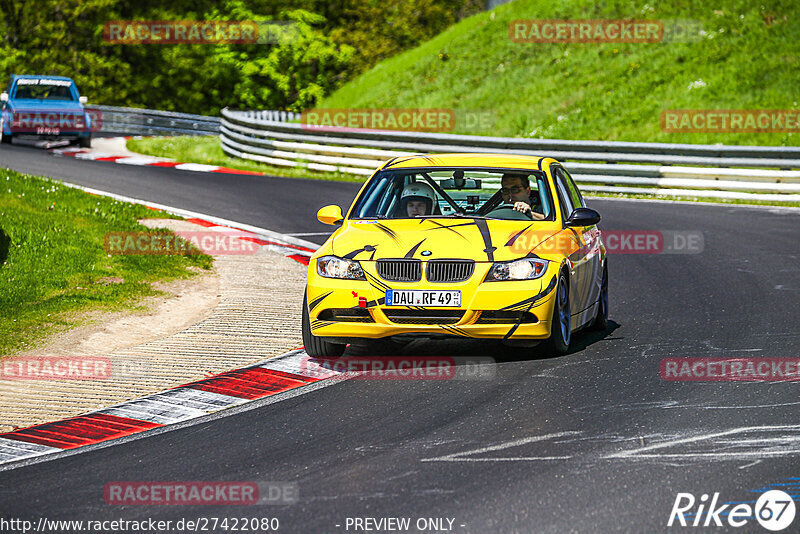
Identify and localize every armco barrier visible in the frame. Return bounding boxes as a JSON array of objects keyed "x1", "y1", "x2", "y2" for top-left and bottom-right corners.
[
  {"x1": 93, "y1": 105, "x2": 221, "y2": 136},
  {"x1": 218, "y1": 108, "x2": 800, "y2": 202},
  {"x1": 94, "y1": 106, "x2": 299, "y2": 136}
]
